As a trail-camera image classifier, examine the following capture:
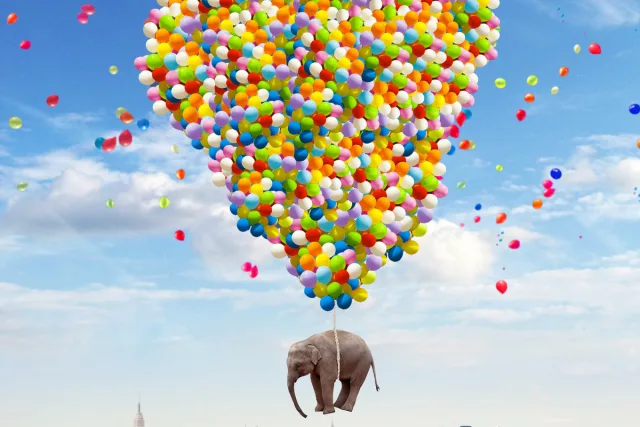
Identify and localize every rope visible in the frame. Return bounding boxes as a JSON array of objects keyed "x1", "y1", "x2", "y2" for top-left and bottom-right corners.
[{"x1": 333, "y1": 306, "x2": 340, "y2": 380}]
